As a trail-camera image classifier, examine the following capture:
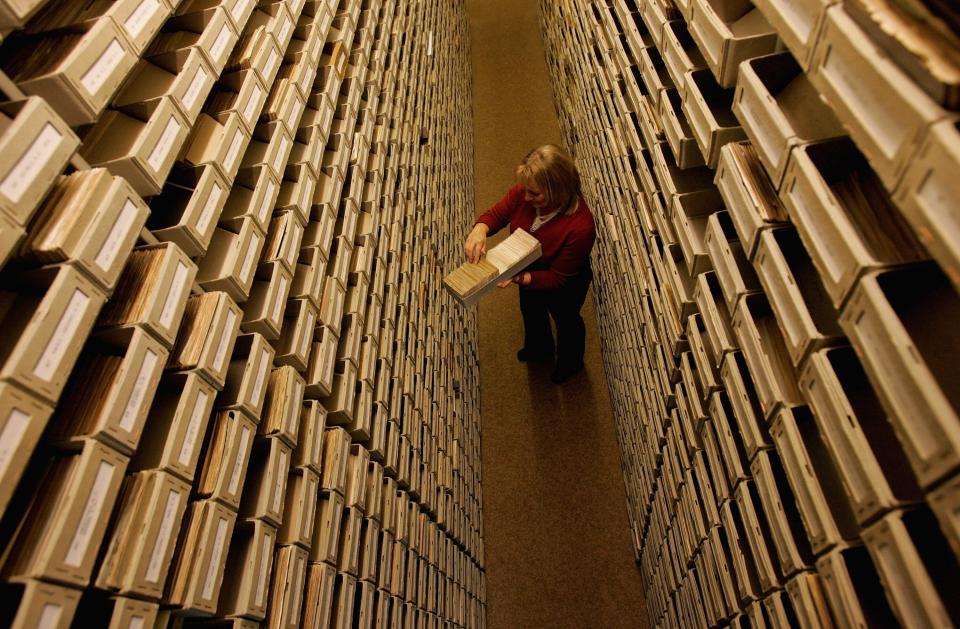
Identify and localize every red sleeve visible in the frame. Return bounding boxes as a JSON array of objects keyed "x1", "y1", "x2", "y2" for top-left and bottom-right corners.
[
  {"x1": 475, "y1": 184, "x2": 524, "y2": 236},
  {"x1": 527, "y1": 214, "x2": 597, "y2": 291}
]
